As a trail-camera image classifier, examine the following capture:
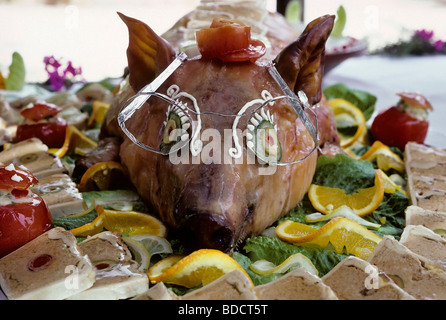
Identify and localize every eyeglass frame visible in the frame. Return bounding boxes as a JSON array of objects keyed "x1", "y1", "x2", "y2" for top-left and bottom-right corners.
[{"x1": 117, "y1": 52, "x2": 320, "y2": 166}]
